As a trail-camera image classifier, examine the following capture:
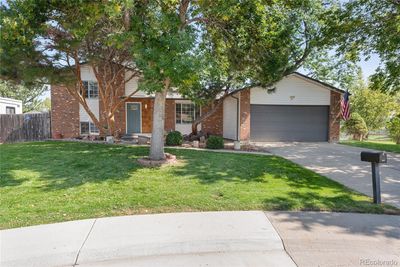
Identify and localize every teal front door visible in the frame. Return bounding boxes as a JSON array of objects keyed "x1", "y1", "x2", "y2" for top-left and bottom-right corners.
[{"x1": 126, "y1": 103, "x2": 141, "y2": 134}]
